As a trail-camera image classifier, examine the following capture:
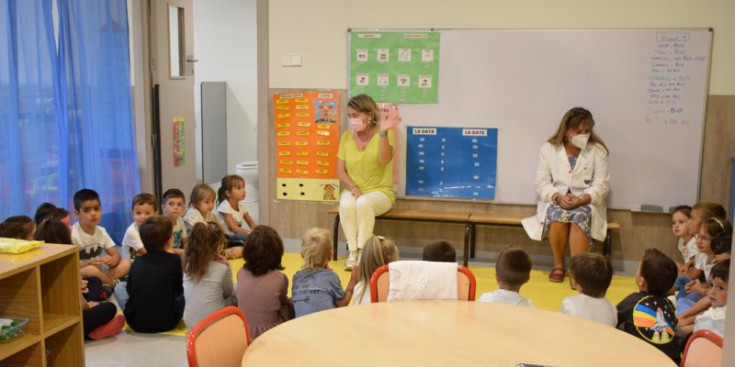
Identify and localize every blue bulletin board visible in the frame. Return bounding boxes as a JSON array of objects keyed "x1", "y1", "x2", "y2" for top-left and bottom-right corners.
[{"x1": 406, "y1": 126, "x2": 498, "y2": 199}]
